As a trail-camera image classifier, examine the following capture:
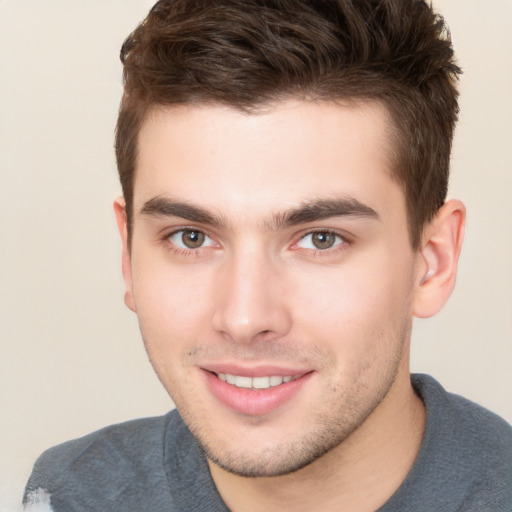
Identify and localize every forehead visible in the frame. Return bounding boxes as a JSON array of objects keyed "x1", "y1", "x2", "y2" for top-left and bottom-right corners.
[{"x1": 134, "y1": 100, "x2": 404, "y2": 226}]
